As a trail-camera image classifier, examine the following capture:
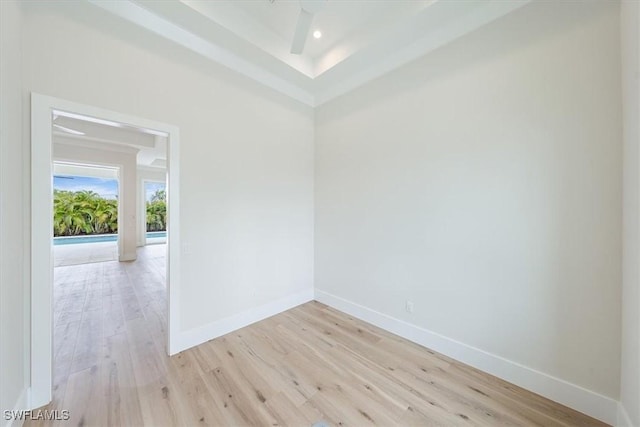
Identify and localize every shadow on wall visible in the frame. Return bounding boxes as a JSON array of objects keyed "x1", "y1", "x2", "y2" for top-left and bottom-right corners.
[
  {"x1": 314, "y1": 0, "x2": 621, "y2": 402},
  {"x1": 316, "y1": 1, "x2": 616, "y2": 123},
  {"x1": 18, "y1": 1, "x2": 312, "y2": 116}
]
